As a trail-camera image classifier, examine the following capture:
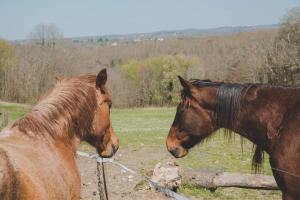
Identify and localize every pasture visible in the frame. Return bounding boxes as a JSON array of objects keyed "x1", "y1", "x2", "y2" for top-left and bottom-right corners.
[{"x1": 0, "y1": 103, "x2": 281, "y2": 199}]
